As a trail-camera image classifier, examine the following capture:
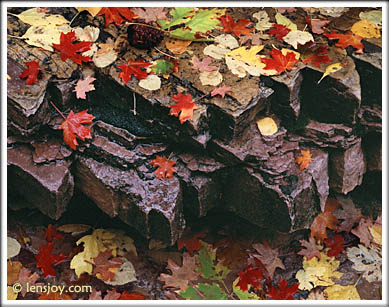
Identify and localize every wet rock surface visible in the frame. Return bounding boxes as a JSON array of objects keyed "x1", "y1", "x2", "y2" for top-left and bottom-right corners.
[
  {"x1": 6, "y1": 7, "x2": 382, "y2": 245},
  {"x1": 7, "y1": 144, "x2": 74, "y2": 220}
]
